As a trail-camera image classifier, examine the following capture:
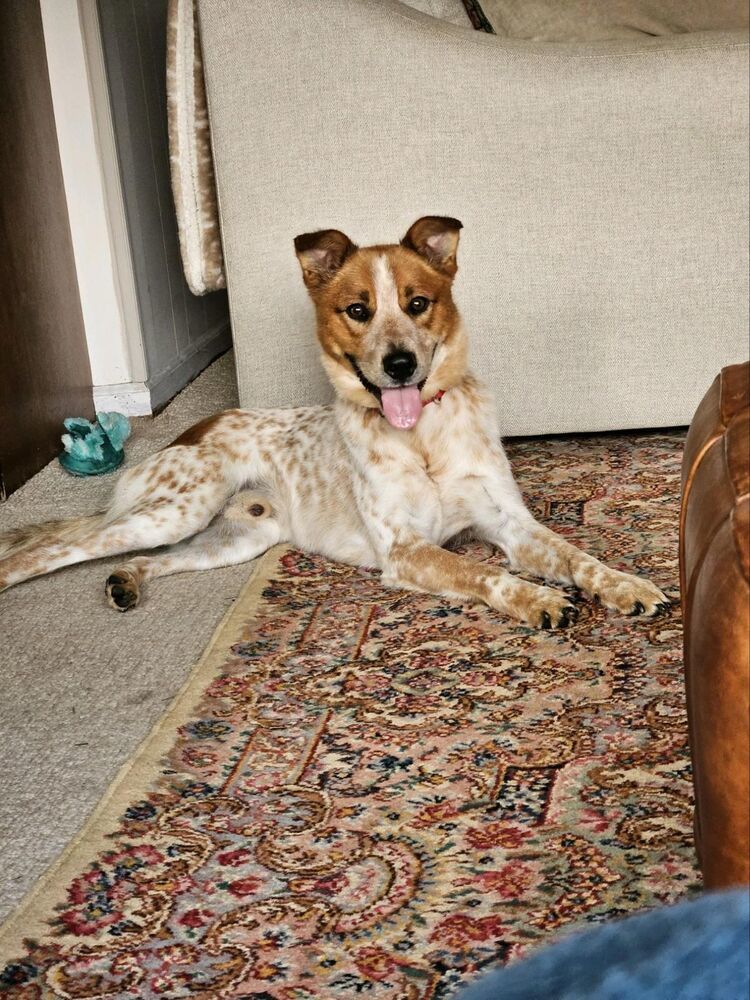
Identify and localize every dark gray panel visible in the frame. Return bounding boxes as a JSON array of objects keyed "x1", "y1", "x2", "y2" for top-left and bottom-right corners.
[
  {"x1": 97, "y1": 0, "x2": 230, "y2": 398},
  {"x1": 0, "y1": 0, "x2": 94, "y2": 496}
]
